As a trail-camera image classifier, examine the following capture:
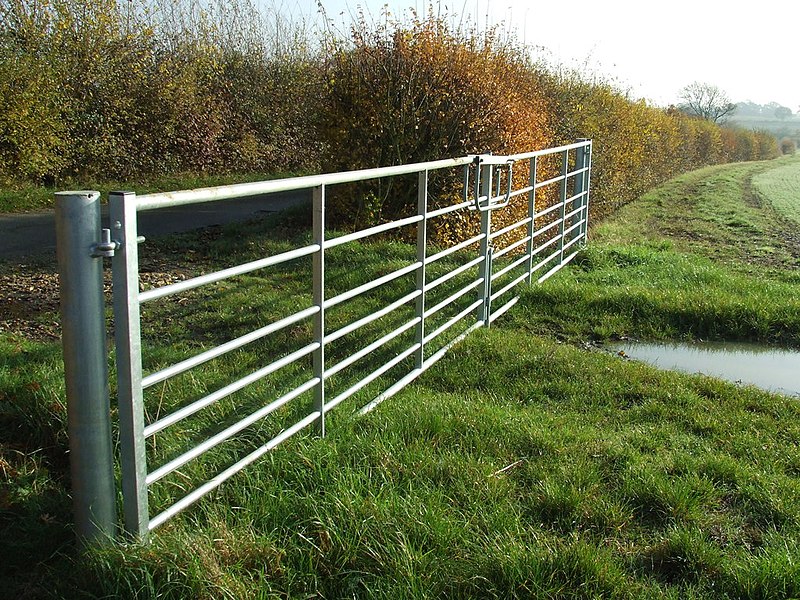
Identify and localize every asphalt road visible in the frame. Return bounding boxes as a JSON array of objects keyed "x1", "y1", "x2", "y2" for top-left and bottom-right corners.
[{"x1": 0, "y1": 190, "x2": 310, "y2": 260}]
